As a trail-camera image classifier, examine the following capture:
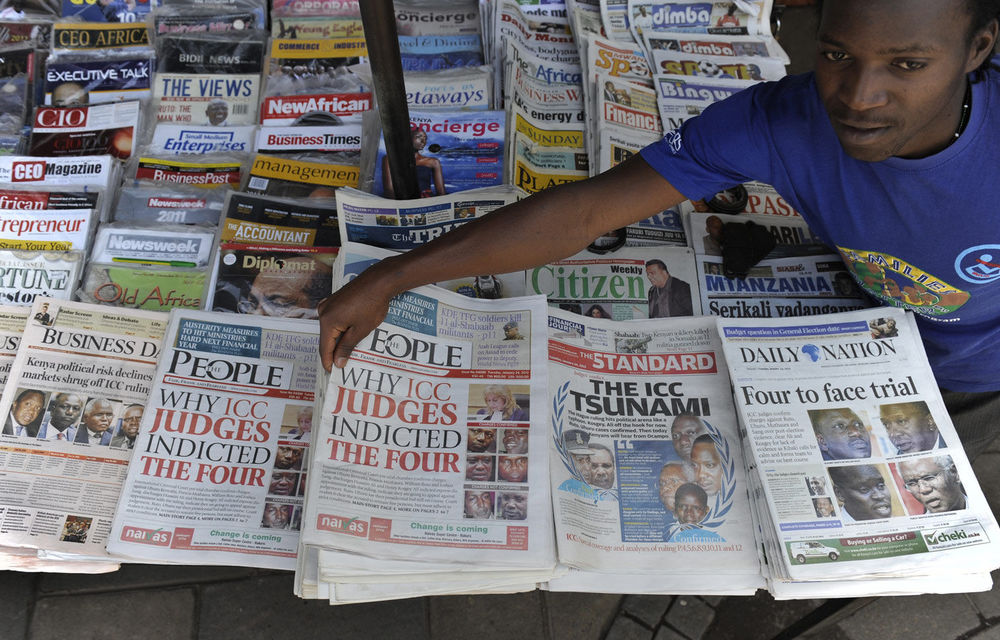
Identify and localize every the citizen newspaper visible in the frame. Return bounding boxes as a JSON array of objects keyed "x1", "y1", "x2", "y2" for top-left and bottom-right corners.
[
  {"x1": 336, "y1": 185, "x2": 520, "y2": 251},
  {"x1": 717, "y1": 308, "x2": 1000, "y2": 596},
  {"x1": 0, "y1": 298, "x2": 166, "y2": 565},
  {"x1": 107, "y1": 311, "x2": 319, "y2": 570},
  {"x1": 298, "y1": 286, "x2": 556, "y2": 598},
  {"x1": 526, "y1": 246, "x2": 699, "y2": 320},
  {"x1": 544, "y1": 308, "x2": 762, "y2": 593}
]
